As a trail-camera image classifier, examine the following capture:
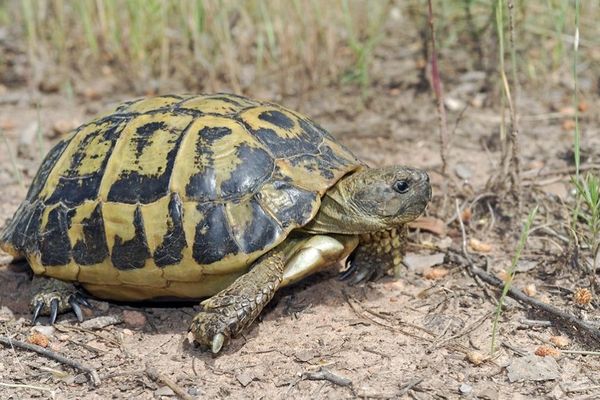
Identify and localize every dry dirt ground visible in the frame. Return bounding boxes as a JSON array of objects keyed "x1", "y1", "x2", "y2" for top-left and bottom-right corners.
[{"x1": 1, "y1": 54, "x2": 600, "y2": 399}]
